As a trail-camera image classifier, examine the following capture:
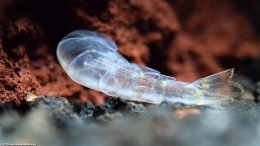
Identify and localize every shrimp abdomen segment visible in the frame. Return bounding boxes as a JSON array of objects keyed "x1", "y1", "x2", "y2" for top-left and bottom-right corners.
[{"x1": 99, "y1": 65, "x2": 165, "y2": 103}]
